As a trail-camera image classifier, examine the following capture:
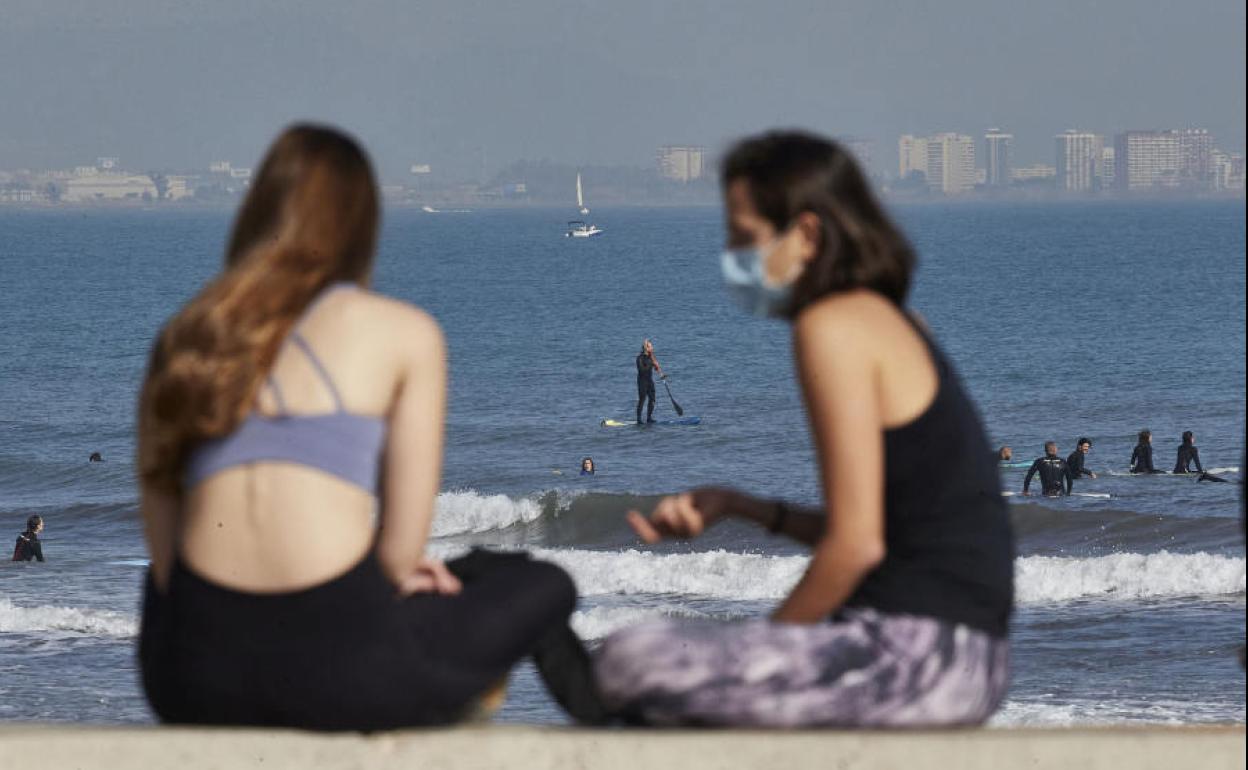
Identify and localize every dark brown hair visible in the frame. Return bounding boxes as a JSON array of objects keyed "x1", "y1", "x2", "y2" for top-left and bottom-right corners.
[
  {"x1": 138, "y1": 124, "x2": 380, "y2": 493},
  {"x1": 721, "y1": 131, "x2": 916, "y2": 319}
]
